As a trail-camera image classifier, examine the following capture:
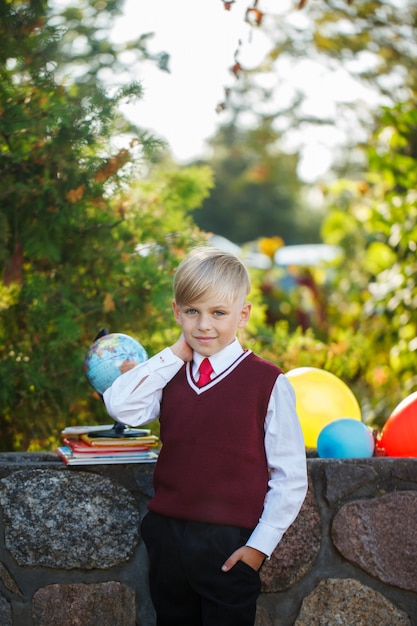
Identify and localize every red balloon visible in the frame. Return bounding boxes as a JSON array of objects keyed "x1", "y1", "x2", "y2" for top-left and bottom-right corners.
[{"x1": 379, "y1": 392, "x2": 417, "y2": 456}]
